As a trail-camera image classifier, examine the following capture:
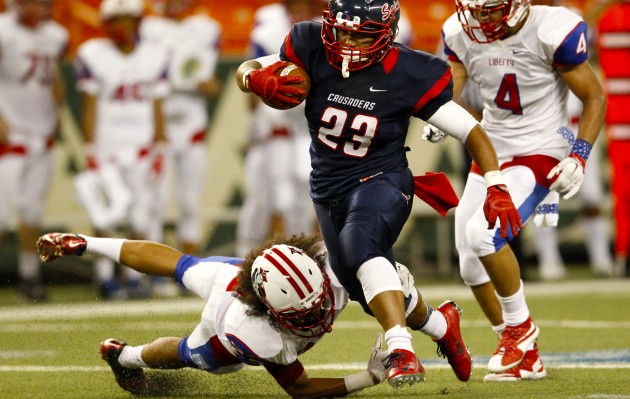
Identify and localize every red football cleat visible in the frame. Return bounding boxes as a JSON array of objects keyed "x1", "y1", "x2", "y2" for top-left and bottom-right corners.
[
  {"x1": 100, "y1": 338, "x2": 148, "y2": 394},
  {"x1": 36, "y1": 233, "x2": 87, "y2": 263},
  {"x1": 433, "y1": 301, "x2": 472, "y2": 381},
  {"x1": 484, "y1": 343, "x2": 546, "y2": 382},
  {"x1": 386, "y1": 349, "x2": 425, "y2": 389},
  {"x1": 488, "y1": 317, "x2": 540, "y2": 373}
]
